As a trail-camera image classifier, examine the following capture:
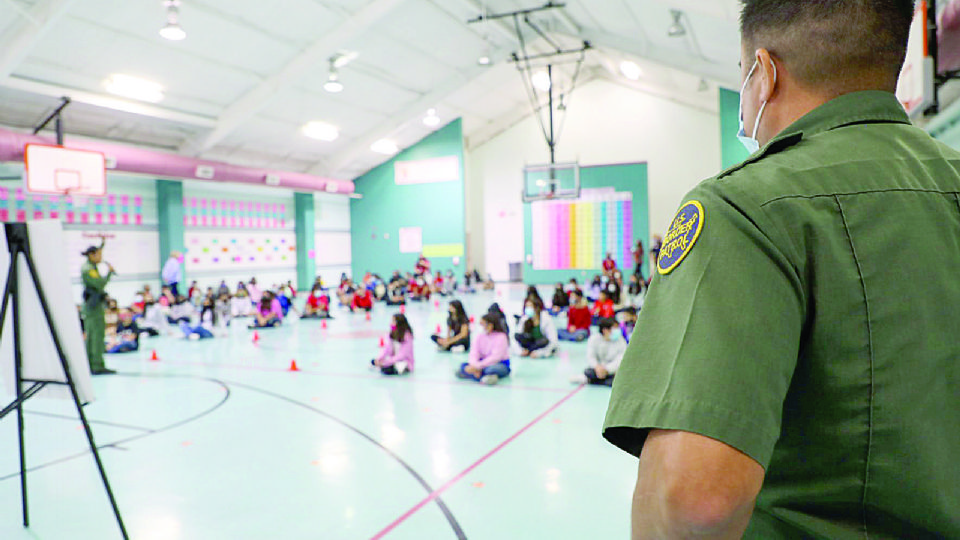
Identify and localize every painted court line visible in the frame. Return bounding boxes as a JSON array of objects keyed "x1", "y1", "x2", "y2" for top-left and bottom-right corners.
[
  {"x1": 139, "y1": 359, "x2": 571, "y2": 393},
  {"x1": 370, "y1": 384, "x2": 586, "y2": 540}
]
